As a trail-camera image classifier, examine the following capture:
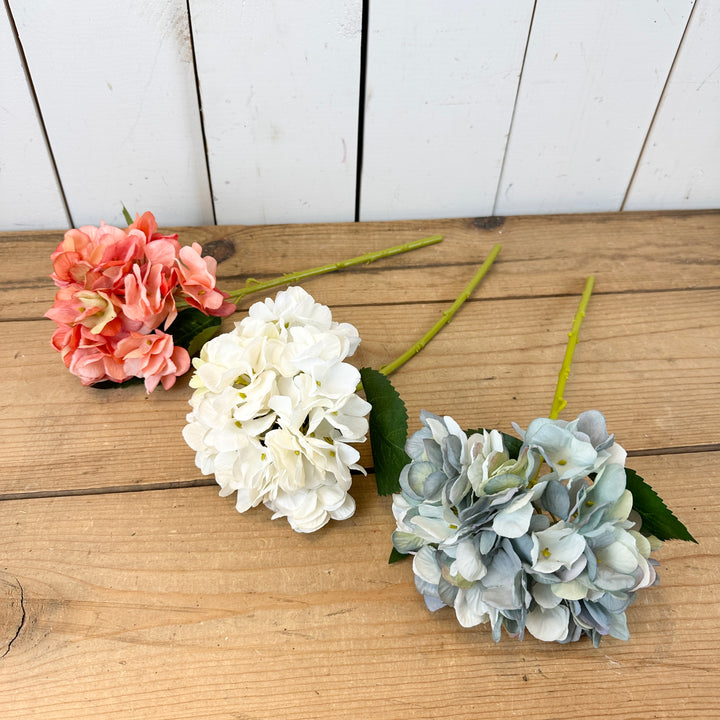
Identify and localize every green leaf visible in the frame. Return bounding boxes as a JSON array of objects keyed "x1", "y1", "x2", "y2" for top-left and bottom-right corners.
[
  {"x1": 167, "y1": 307, "x2": 222, "y2": 356},
  {"x1": 186, "y1": 323, "x2": 223, "y2": 357},
  {"x1": 360, "y1": 367, "x2": 410, "y2": 496},
  {"x1": 121, "y1": 204, "x2": 134, "y2": 226},
  {"x1": 389, "y1": 547, "x2": 410, "y2": 564},
  {"x1": 91, "y1": 376, "x2": 145, "y2": 390},
  {"x1": 625, "y1": 466, "x2": 697, "y2": 543},
  {"x1": 465, "y1": 428, "x2": 523, "y2": 460}
]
